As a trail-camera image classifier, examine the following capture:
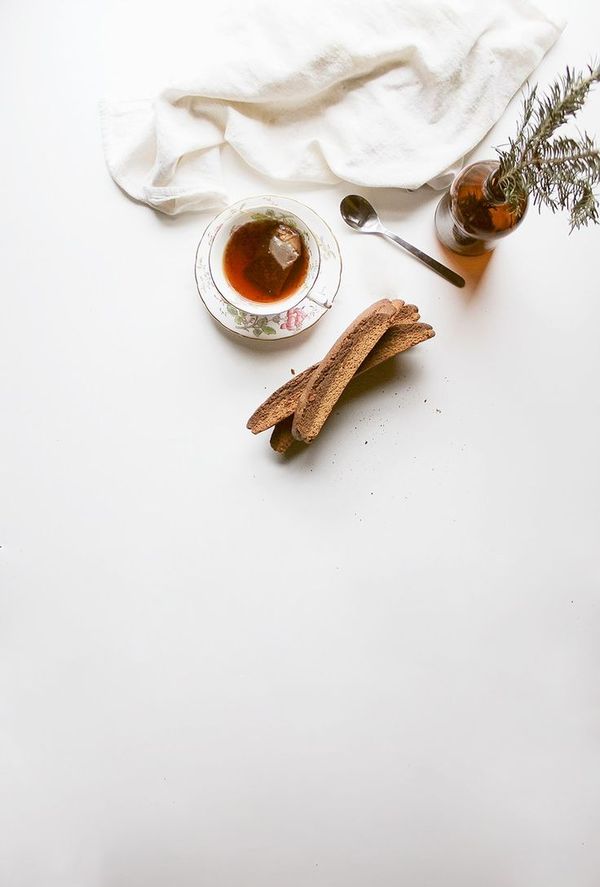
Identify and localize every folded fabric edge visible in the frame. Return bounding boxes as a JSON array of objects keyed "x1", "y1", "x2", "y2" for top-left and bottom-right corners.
[
  {"x1": 142, "y1": 186, "x2": 229, "y2": 215},
  {"x1": 523, "y1": 0, "x2": 567, "y2": 32},
  {"x1": 99, "y1": 99, "x2": 229, "y2": 214},
  {"x1": 98, "y1": 98, "x2": 153, "y2": 179}
]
